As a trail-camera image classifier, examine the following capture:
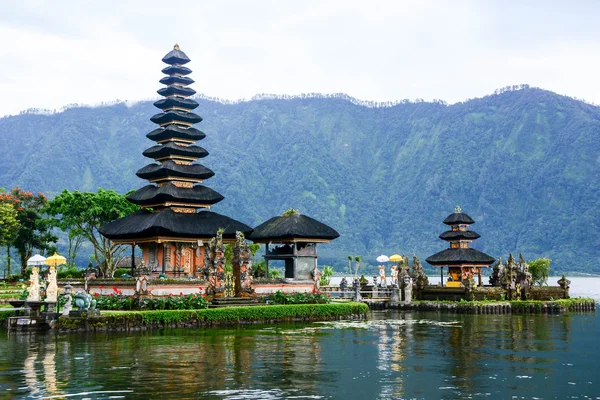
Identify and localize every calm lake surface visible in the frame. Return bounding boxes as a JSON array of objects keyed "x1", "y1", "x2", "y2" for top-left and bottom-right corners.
[{"x1": 0, "y1": 278, "x2": 598, "y2": 399}]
